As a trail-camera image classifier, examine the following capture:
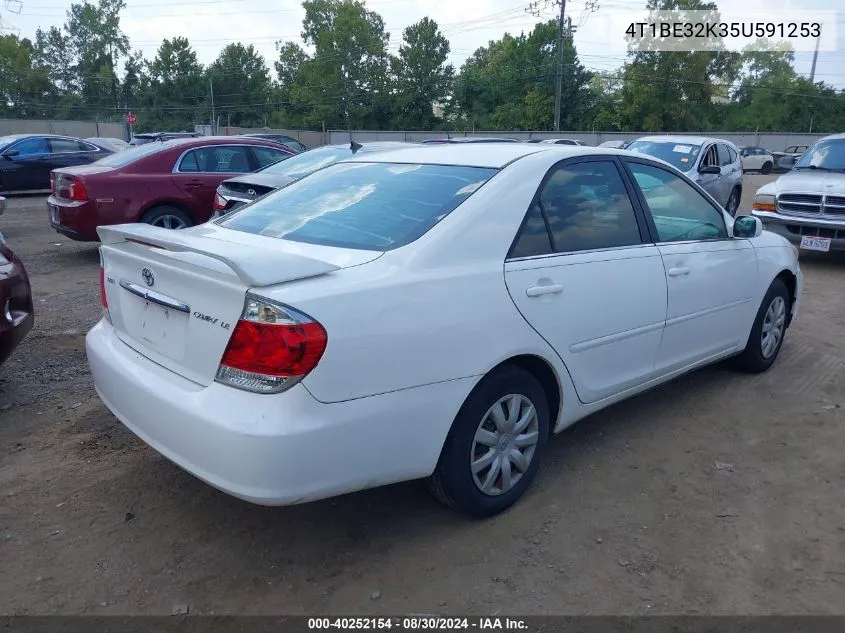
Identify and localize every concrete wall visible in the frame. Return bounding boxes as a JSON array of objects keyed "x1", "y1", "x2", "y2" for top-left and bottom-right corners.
[
  {"x1": 327, "y1": 130, "x2": 831, "y2": 151},
  {"x1": 0, "y1": 119, "x2": 127, "y2": 140},
  {"x1": 1, "y1": 118, "x2": 830, "y2": 151},
  {"x1": 195, "y1": 125, "x2": 326, "y2": 149}
]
